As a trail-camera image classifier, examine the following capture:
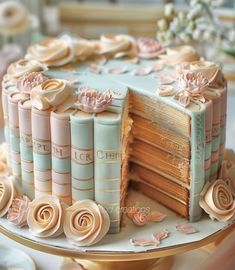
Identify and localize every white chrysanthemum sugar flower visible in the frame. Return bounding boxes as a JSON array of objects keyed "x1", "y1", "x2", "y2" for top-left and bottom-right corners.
[
  {"x1": 164, "y1": 3, "x2": 174, "y2": 17},
  {"x1": 157, "y1": 19, "x2": 168, "y2": 32},
  {"x1": 178, "y1": 12, "x2": 186, "y2": 23},
  {"x1": 179, "y1": 33, "x2": 191, "y2": 43},
  {"x1": 187, "y1": 4, "x2": 203, "y2": 20}
]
